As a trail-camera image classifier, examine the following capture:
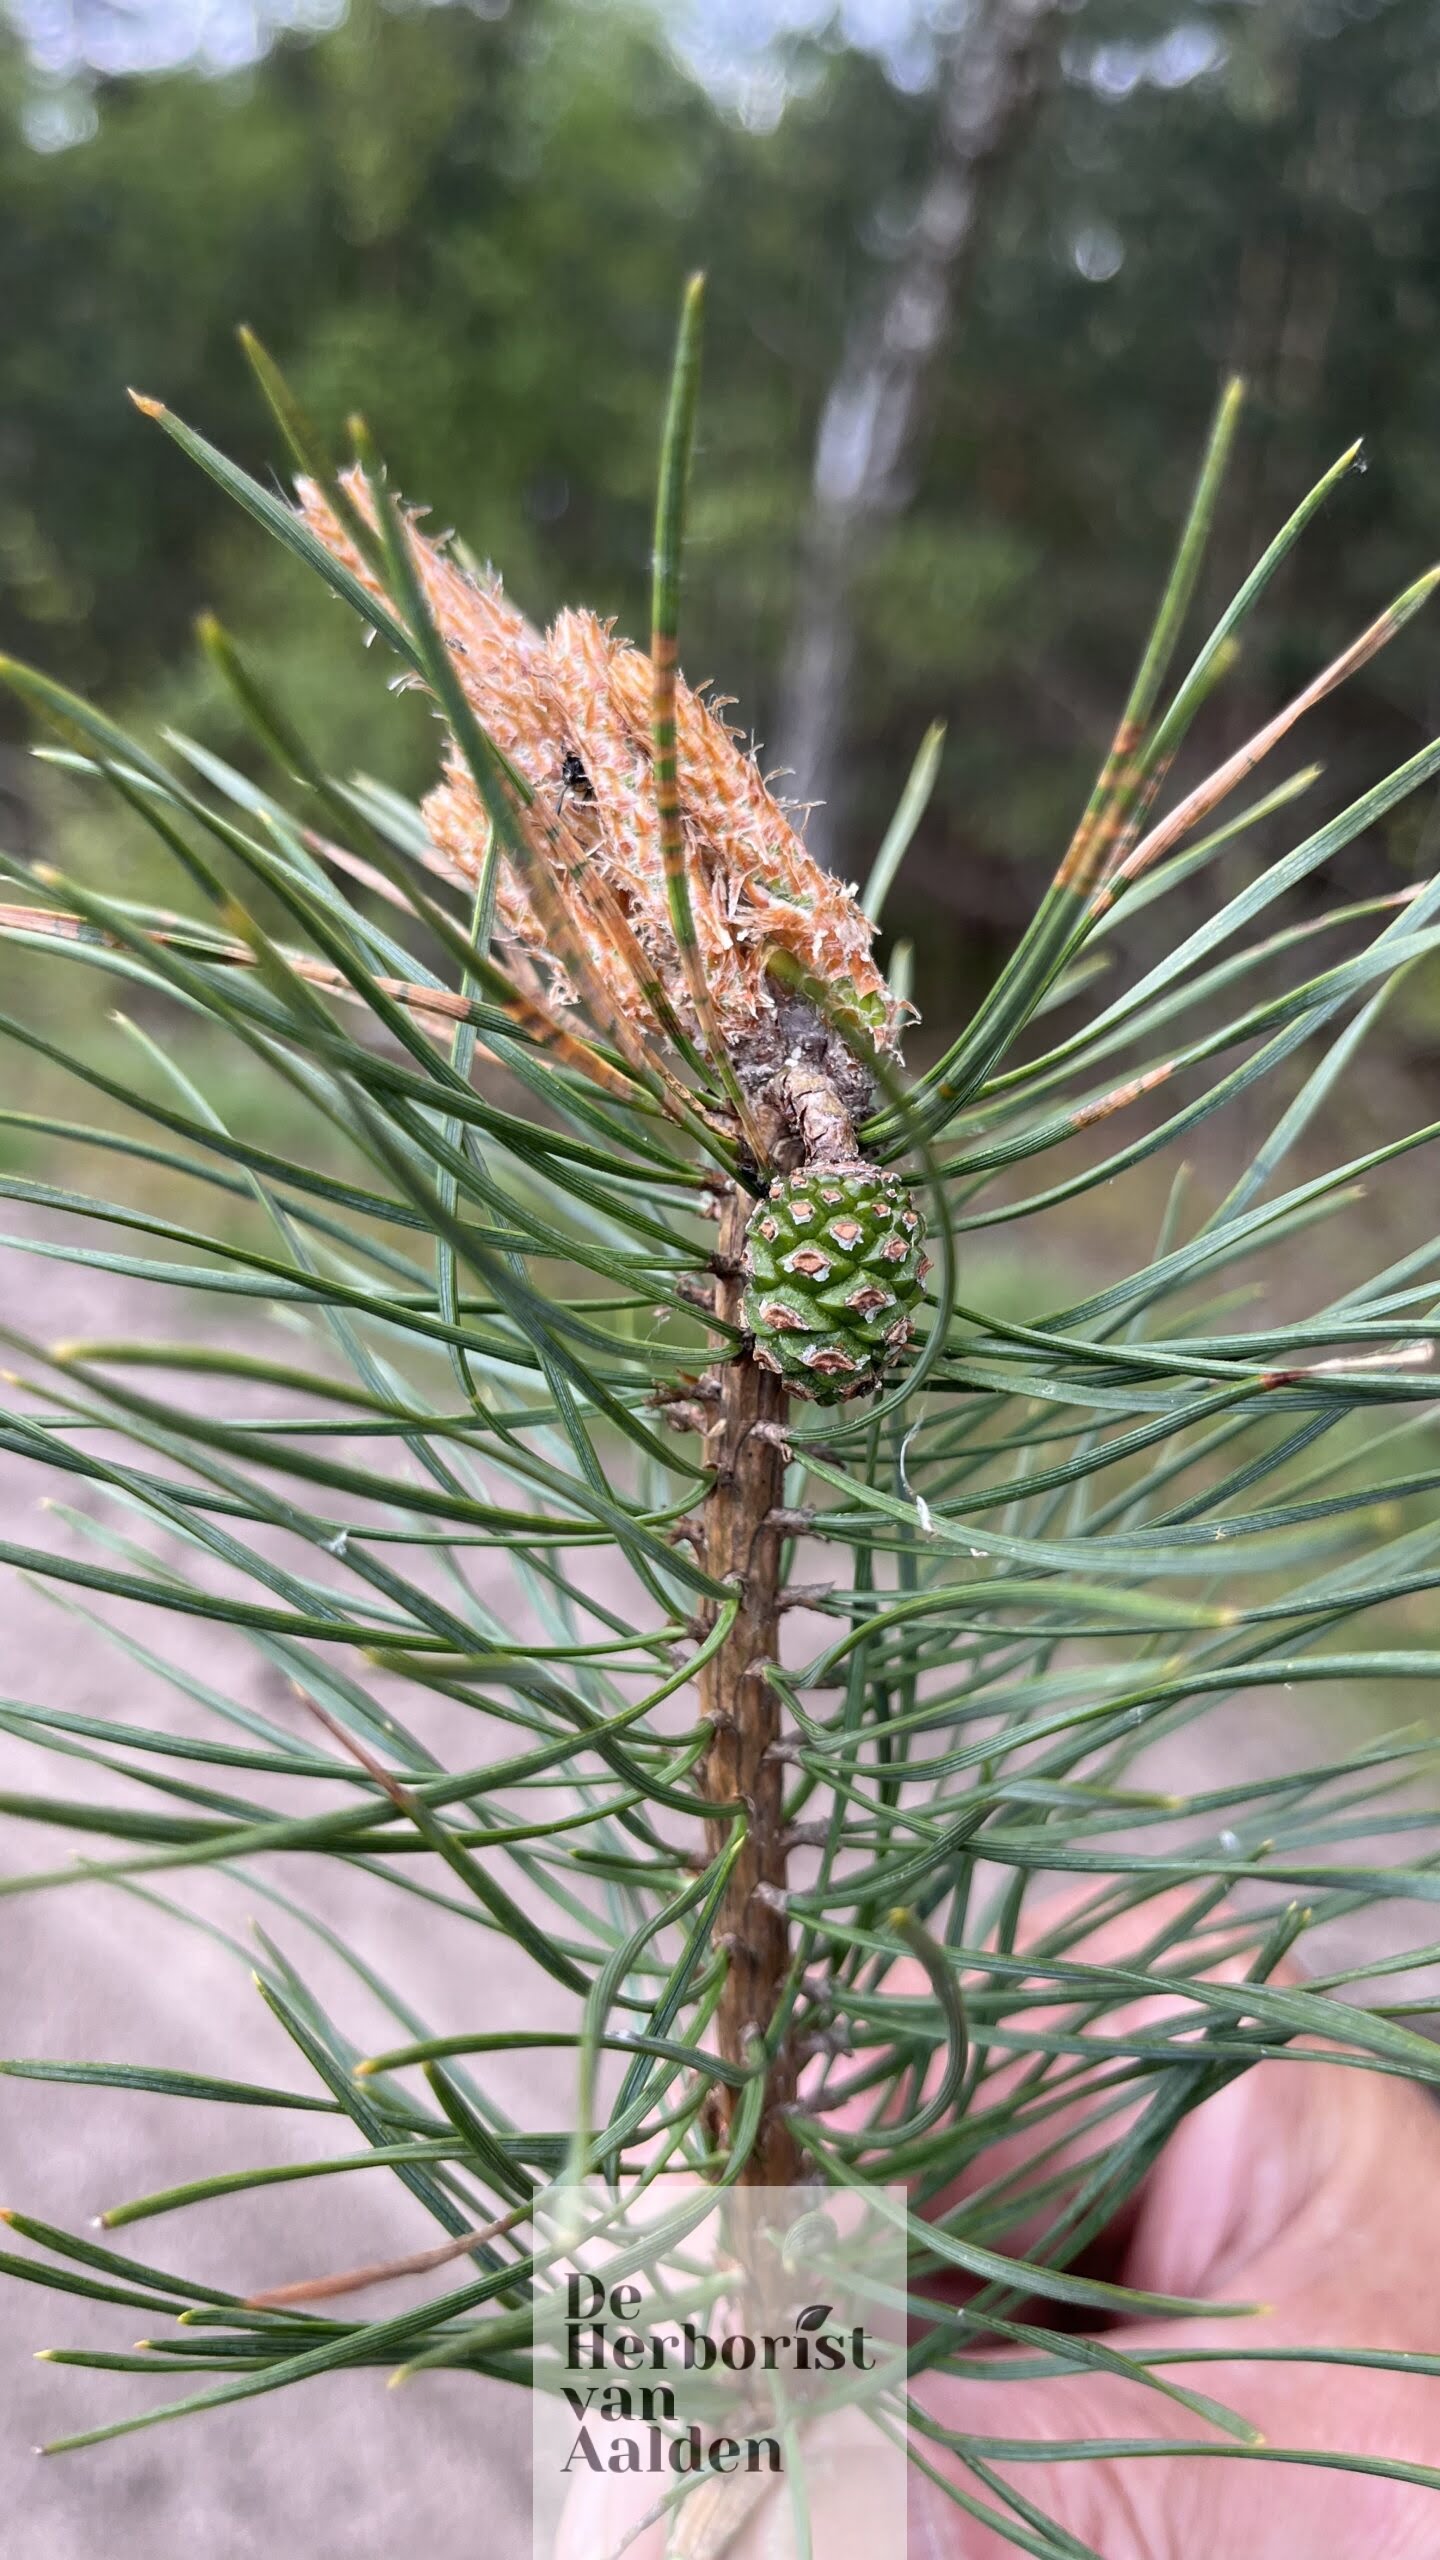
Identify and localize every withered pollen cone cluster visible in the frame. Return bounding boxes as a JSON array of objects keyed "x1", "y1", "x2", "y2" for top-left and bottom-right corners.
[
  {"x1": 298, "y1": 472, "x2": 927, "y2": 1401},
  {"x1": 296, "y1": 471, "x2": 905, "y2": 1102}
]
